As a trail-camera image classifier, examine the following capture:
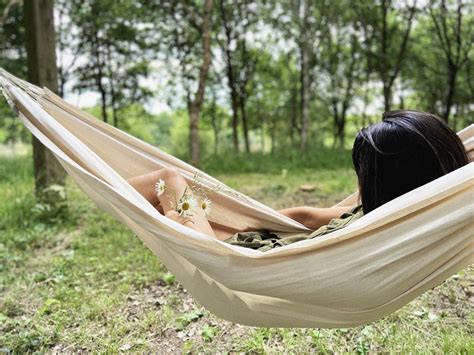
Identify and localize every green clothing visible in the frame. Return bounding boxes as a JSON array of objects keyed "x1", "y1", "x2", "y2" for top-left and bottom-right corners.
[{"x1": 224, "y1": 205, "x2": 364, "y2": 252}]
